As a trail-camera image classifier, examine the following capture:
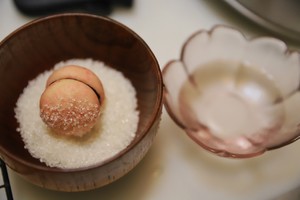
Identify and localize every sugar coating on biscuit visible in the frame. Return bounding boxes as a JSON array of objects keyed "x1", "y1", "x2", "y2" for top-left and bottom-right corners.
[{"x1": 14, "y1": 58, "x2": 139, "y2": 169}]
